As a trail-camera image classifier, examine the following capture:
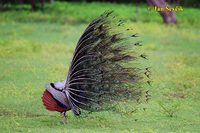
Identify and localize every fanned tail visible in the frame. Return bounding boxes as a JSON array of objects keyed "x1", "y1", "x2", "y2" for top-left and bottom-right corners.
[{"x1": 64, "y1": 11, "x2": 151, "y2": 115}]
